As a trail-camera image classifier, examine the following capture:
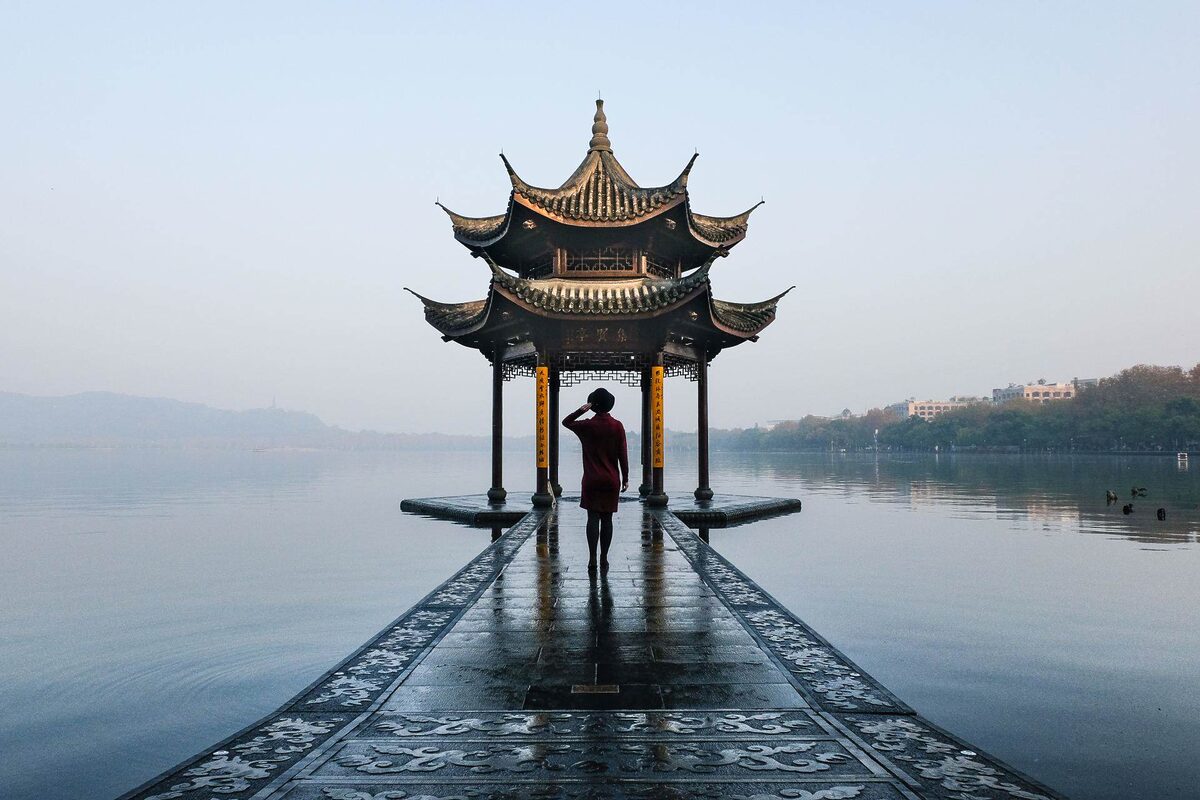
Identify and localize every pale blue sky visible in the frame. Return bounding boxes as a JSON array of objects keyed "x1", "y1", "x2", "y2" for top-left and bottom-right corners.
[{"x1": 2, "y1": 2, "x2": 1197, "y2": 433}]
